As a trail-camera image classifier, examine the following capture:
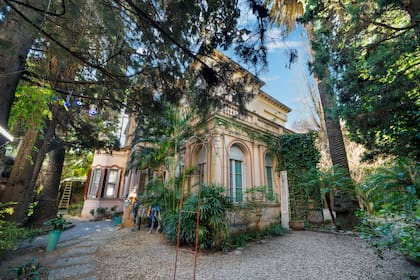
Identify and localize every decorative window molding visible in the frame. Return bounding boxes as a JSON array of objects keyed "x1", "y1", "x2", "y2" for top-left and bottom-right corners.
[
  {"x1": 265, "y1": 154, "x2": 274, "y2": 194},
  {"x1": 198, "y1": 146, "x2": 206, "y2": 184},
  {"x1": 104, "y1": 168, "x2": 120, "y2": 198},
  {"x1": 88, "y1": 168, "x2": 102, "y2": 198},
  {"x1": 229, "y1": 145, "x2": 245, "y2": 202}
]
